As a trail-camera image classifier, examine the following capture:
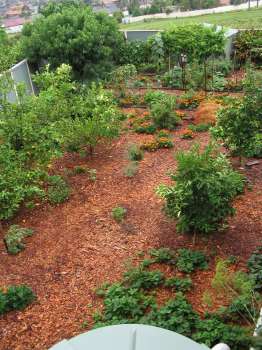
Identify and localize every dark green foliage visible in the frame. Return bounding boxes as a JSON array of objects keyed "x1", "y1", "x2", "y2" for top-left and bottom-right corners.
[
  {"x1": 124, "y1": 267, "x2": 164, "y2": 289},
  {"x1": 0, "y1": 285, "x2": 36, "y2": 315},
  {"x1": 193, "y1": 315, "x2": 252, "y2": 350},
  {"x1": 135, "y1": 124, "x2": 157, "y2": 134},
  {"x1": 151, "y1": 99, "x2": 180, "y2": 130},
  {"x1": 111, "y1": 206, "x2": 127, "y2": 223},
  {"x1": 142, "y1": 293, "x2": 199, "y2": 337},
  {"x1": 127, "y1": 144, "x2": 144, "y2": 161},
  {"x1": 144, "y1": 90, "x2": 168, "y2": 107},
  {"x1": 92, "y1": 249, "x2": 254, "y2": 349},
  {"x1": 47, "y1": 175, "x2": 70, "y2": 205},
  {"x1": 157, "y1": 144, "x2": 245, "y2": 233},
  {"x1": 21, "y1": 3, "x2": 124, "y2": 79},
  {"x1": 94, "y1": 283, "x2": 155, "y2": 325},
  {"x1": 4, "y1": 225, "x2": 34, "y2": 255},
  {"x1": 164, "y1": 277, "x2": 192, "y2": 292},
  {"x1": 176, "y1": 249, "x2": 208, "y2": 273},
  {"x1": 213, "y1": 70, "x2": 262, "y2": 158},
  {"x1": 188, "y1": 123, "x2": 211, "y2": 132},
  {"x1": 247, "y1": 246, "x2": 262, "y2": 291},
  {"x1": 149, "y1": 248, "x2": 175, "y2": 263}
]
